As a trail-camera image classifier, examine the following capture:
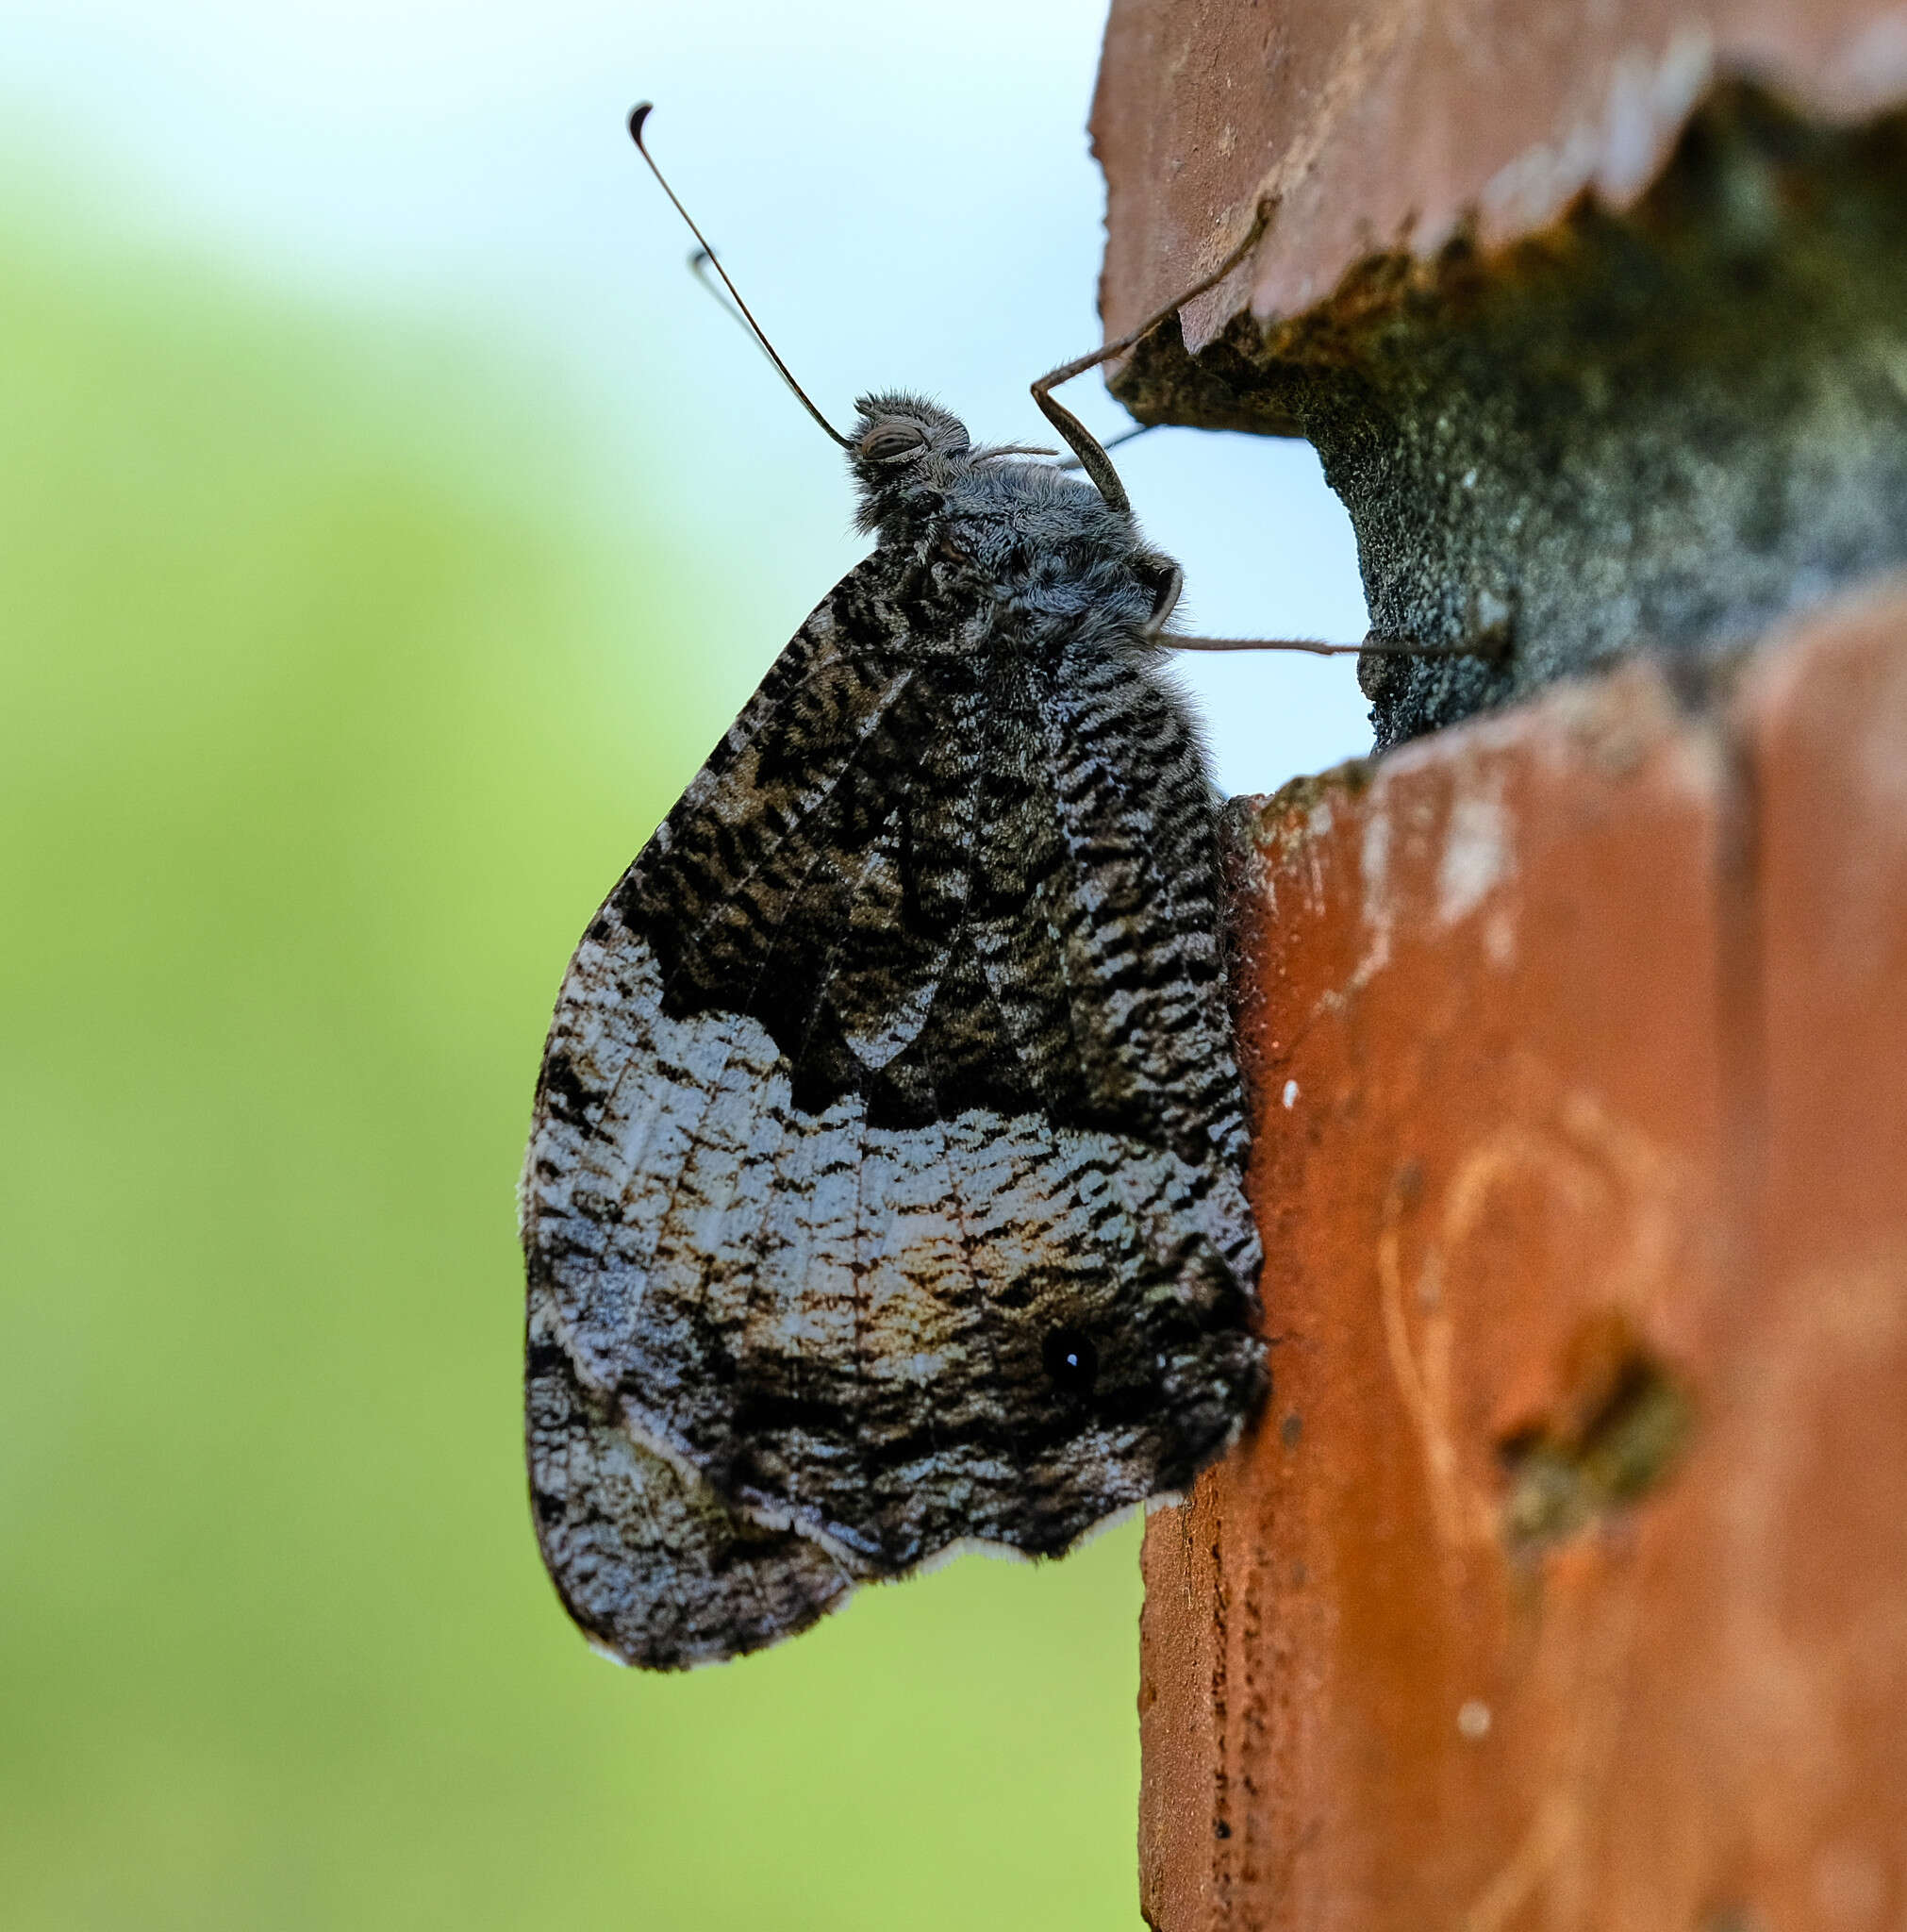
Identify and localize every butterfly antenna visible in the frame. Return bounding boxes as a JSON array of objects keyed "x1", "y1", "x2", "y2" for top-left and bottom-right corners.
[
  {"x1": 1031, "y1": 202, "x2": 1276, "y2": 514},
  {"x1": 628, "y1": 103, "x2": 853, "y2": 449},
  {"x1": 689, "y1": 247, "x2": 760, "y2": 337}
]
